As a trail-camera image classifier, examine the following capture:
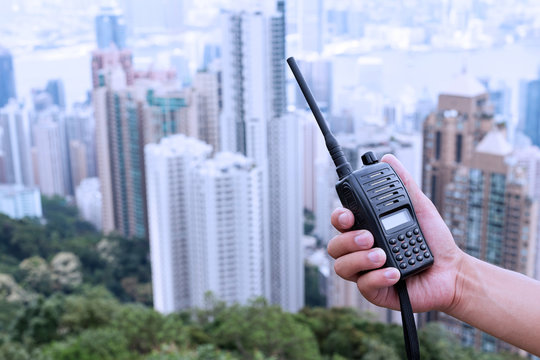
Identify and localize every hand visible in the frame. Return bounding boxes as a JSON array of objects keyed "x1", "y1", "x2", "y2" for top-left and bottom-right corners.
[{"x1": 327, "y1": 154, "x2": 466, "y2": 313}]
